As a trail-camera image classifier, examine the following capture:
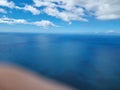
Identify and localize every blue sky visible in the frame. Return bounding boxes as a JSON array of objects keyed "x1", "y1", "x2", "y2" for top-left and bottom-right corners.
[{"x1": 0, "y1": 0, "x2": 120, "y2": 33}]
